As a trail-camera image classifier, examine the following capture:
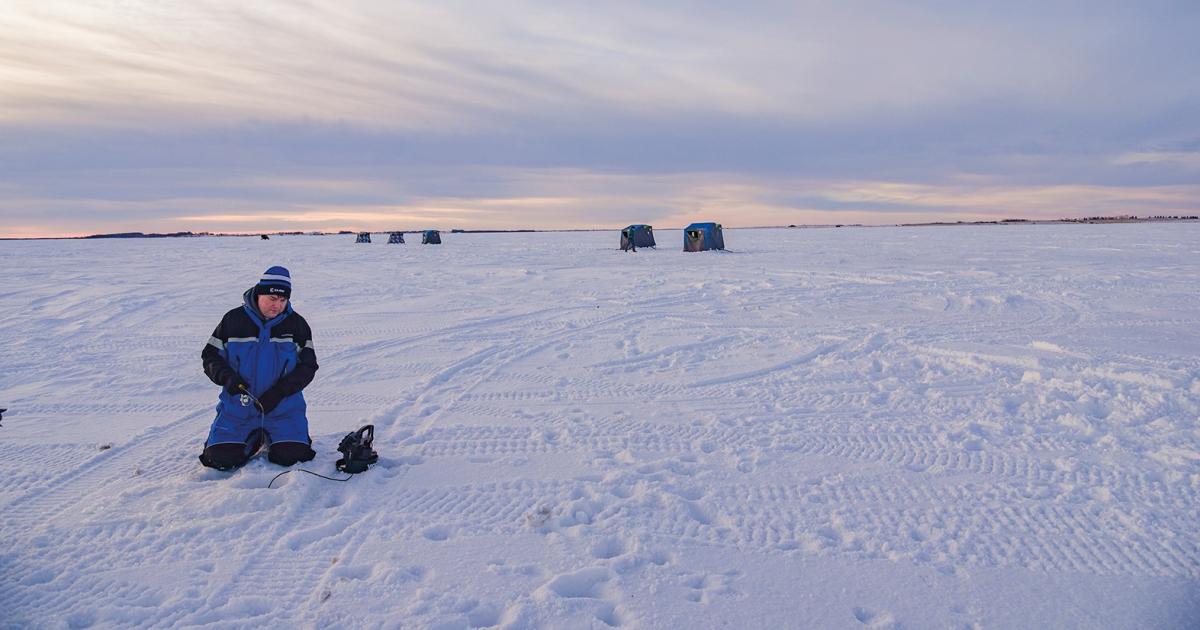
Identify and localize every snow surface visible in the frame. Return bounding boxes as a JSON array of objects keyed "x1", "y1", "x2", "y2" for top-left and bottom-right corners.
[{"x1": 1, "y1": 224, "x2": 1198, "y2": 629}]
